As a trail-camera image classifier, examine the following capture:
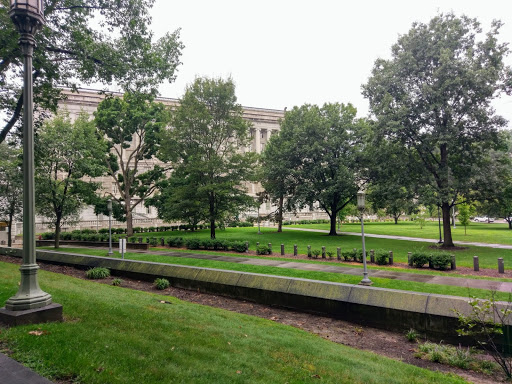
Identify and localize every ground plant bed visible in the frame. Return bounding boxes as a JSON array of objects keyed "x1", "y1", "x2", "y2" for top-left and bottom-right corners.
[{"x1": 0, "y1": 253, "x2": 505, "y2": 384}]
